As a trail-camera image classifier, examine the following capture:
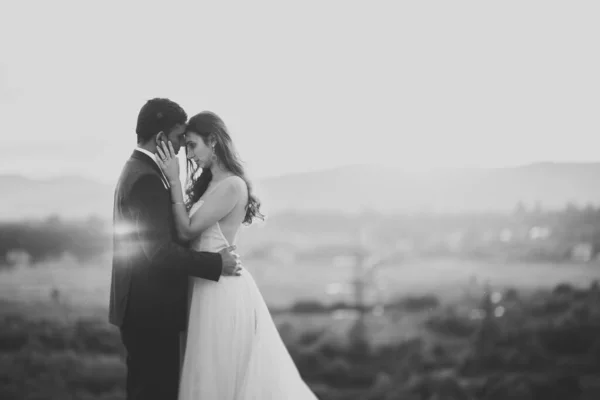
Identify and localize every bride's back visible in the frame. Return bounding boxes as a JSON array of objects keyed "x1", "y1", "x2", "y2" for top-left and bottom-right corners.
[{"x1": 216, "y1": 176, "x2": 248, "y2": 244}]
